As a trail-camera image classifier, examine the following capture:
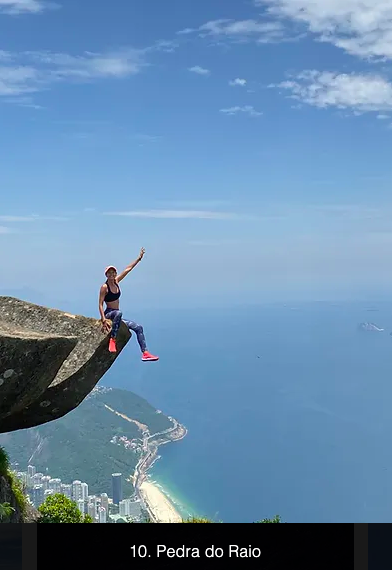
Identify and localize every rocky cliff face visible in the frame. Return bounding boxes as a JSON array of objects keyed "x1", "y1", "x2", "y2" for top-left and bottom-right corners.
[{"x1": 0, "y1": 296, "x2": 131, "y2": 434}]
